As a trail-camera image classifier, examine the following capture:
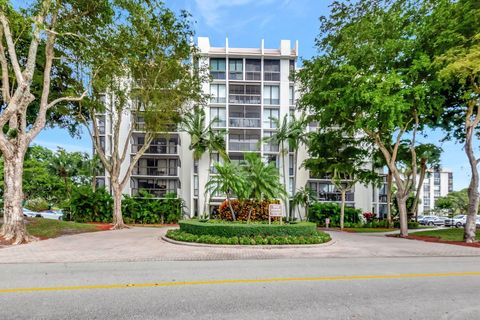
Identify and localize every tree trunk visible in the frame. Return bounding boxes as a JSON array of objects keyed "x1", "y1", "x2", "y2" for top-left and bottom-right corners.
[
  {"x1": 227, "y1": 195, "x2": 236, "y2": 221},
  {"x1": 111, "y1": 184, "x2": 127, "y2": 229},
  {"x1": 386, "y1": 169, "x2": 392, "y2": 227},
  {"x1": 340, "y1": 189, "x2": 346, "y2": 230},
  {"x1": 464, "y1": 126, "x2": 479, "y2": 243},
  {"x1": 282, "y1": 141, "x2": 289, "y2": 221},
  {"x1": 411, "y1": 160, "x2": 427, "y2": 220},
  {"x1": 396, "y1": 192, "x2": 409, "y2": 237},
  {"x1": 203, "y1": 153, "x2": 211, "y2": 219},
  {"x1": 1, "y1": 150, "x2": 36, "y2": 244}
]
